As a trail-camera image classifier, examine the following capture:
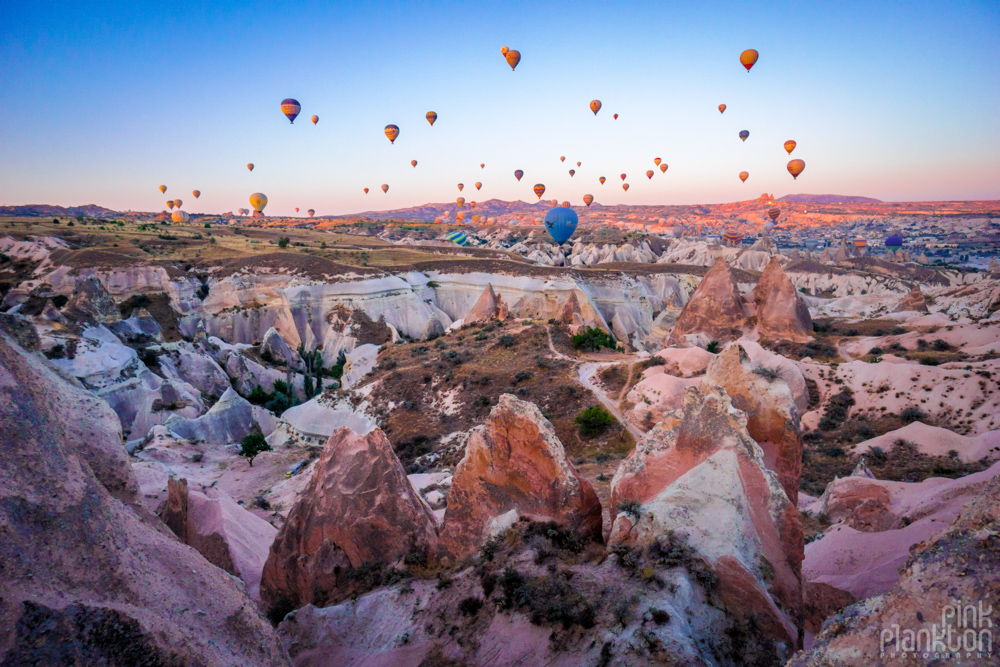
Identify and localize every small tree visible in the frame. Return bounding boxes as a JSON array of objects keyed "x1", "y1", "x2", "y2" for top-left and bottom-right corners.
[
  {"x1": 278, "y1": 236, "x2": 290, "y2": 248},
  {"x1": 571, "y1": 327, "x2": 616, "y2": 352},
  {"x1": 239, "y1": 430, "x2": 271, "y2": 467},
  {"x1": 575, "y1": 405, "x2": 615, "y2": 438}
]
